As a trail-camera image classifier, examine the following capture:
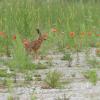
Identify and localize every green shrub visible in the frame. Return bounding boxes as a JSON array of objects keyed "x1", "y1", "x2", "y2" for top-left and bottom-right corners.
[
  {"x1": 31, "y1": 95, "x2": 36, "y2": 100},
  {"x1": 62, "y1": 53, "x2": 72, "y2": 67},
  {"x1": 83, "y1": 70, "x2": 97, "y2": 85},
  {"x1": 8, "y1": 95, "x2": 14, "y2": 100},
  {"x1": 45, "y1": 70, "x2": 62, "y2": 88},
  {"x1": 0, "y1": 69, "x2": 7, "y2": 77}
]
